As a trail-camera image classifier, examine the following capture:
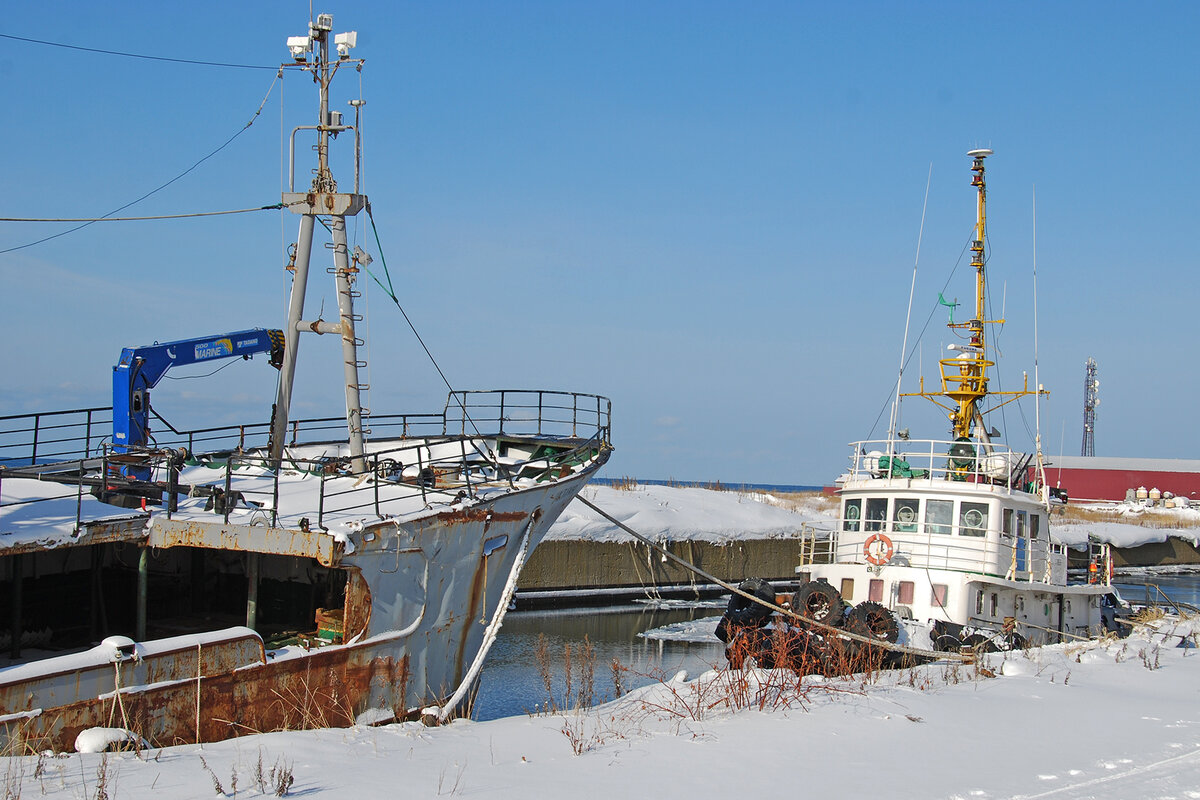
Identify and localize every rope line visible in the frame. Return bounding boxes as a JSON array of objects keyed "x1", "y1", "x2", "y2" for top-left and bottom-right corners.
[
  {"x1": 1, "y1": 205, "x2": 284, "y2": 223},
  {"x1": 0, "y1": 69, "x2": 283, "y2": 255},
  {"x1": 0, "y1": 32, "x2": 277, "y2": 70}
]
